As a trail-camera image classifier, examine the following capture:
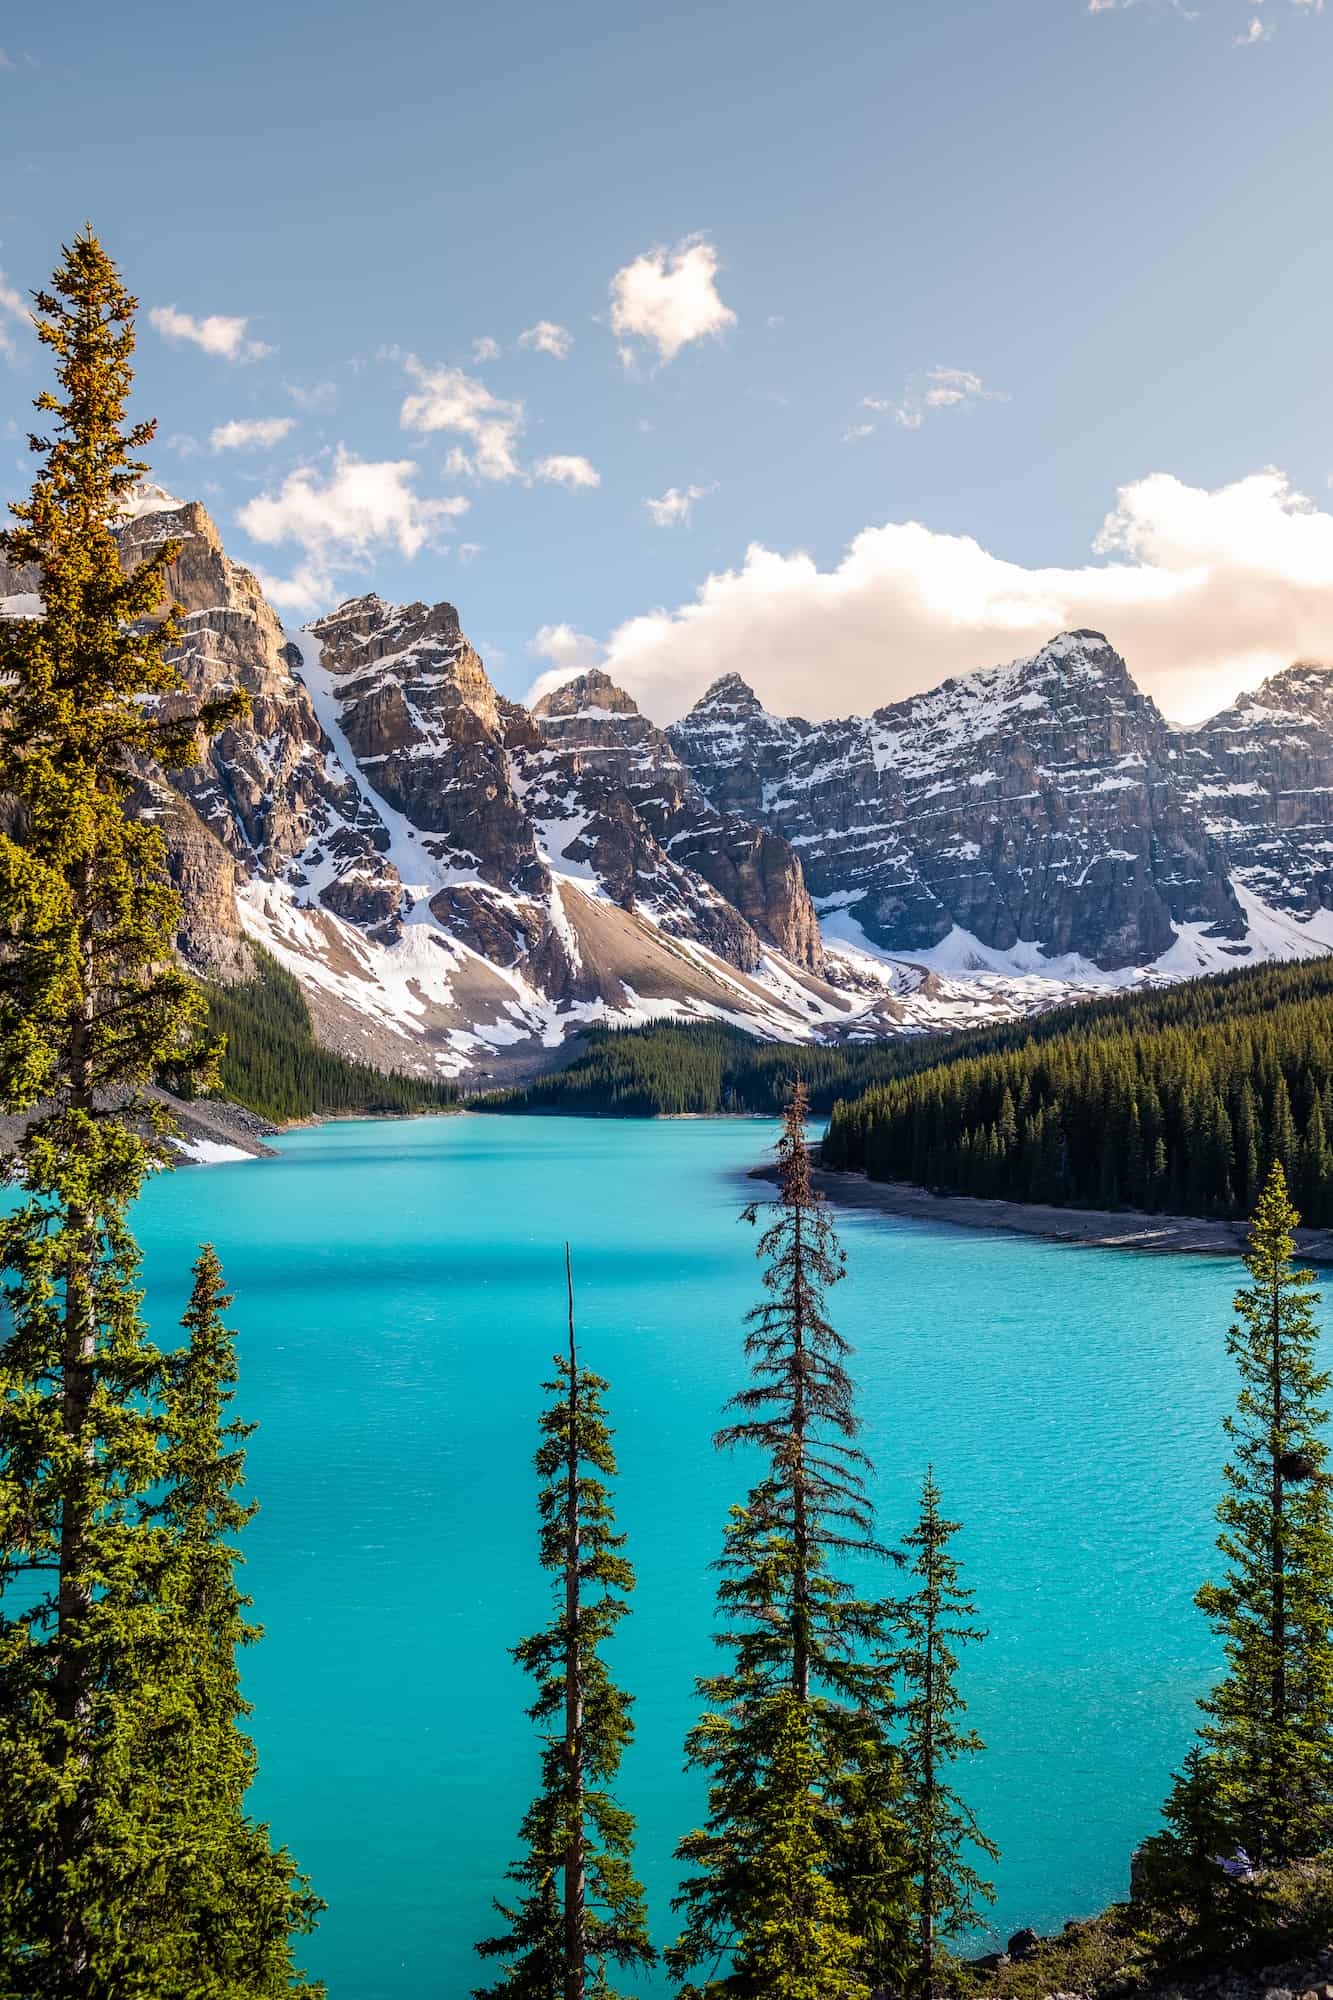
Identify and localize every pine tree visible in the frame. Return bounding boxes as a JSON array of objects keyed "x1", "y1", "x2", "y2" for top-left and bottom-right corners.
[
  {"x1": 139, "y1": 1248, "x2": 324, "y2": 1994},
  {"x1": 476, "y1": 1250, "x2": 653, "y2": 2000},
  {"x1": 1188, "y1": 1162, "x2": 1333, "y2": 1863},
  {"x1": 675, "y1": 1694, "x2": 869, "y2": 2000},
  {"x1": 668, "y1": 1082, "x2": 910, "y2": 1997},
  {"x1": 895, "y1": 1470, "x2": 997, "y2": 1998},
  {"x1": 0, "y1": 232, "x2": 290, "y2": 1994}
]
